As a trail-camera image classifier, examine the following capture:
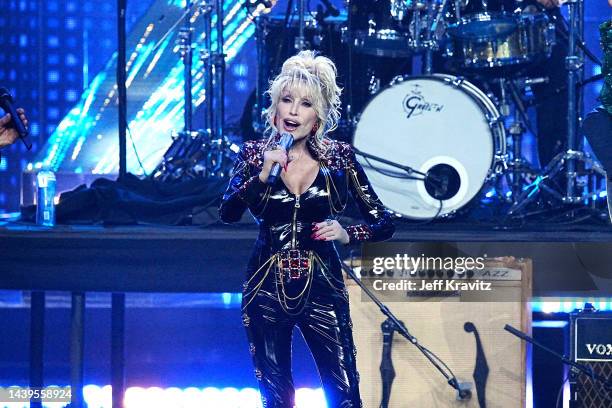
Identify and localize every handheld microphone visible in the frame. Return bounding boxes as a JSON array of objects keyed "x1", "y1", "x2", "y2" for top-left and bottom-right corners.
[
  {"x1": 0, "y1": 87, "x2": 32, "y2": 150},
  {"x1": 267, "y1": 132, "x2": 294, "y2": 185}
]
